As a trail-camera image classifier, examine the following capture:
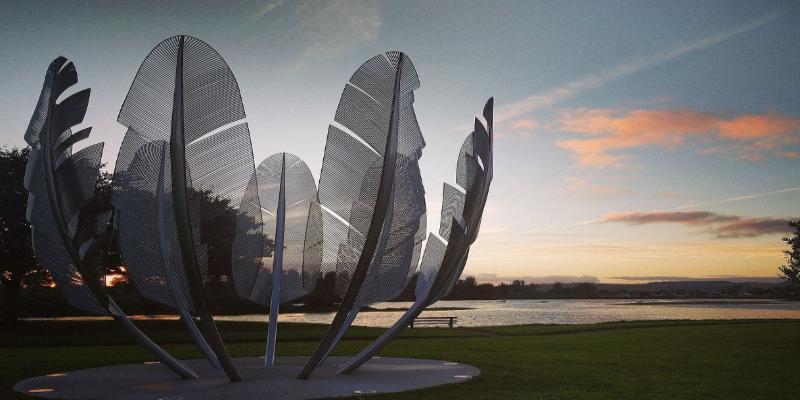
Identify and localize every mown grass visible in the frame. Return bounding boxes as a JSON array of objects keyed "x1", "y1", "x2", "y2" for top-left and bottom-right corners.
[{"x1": 2, "y1": 319, "x2": 798, "y2": 399}]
